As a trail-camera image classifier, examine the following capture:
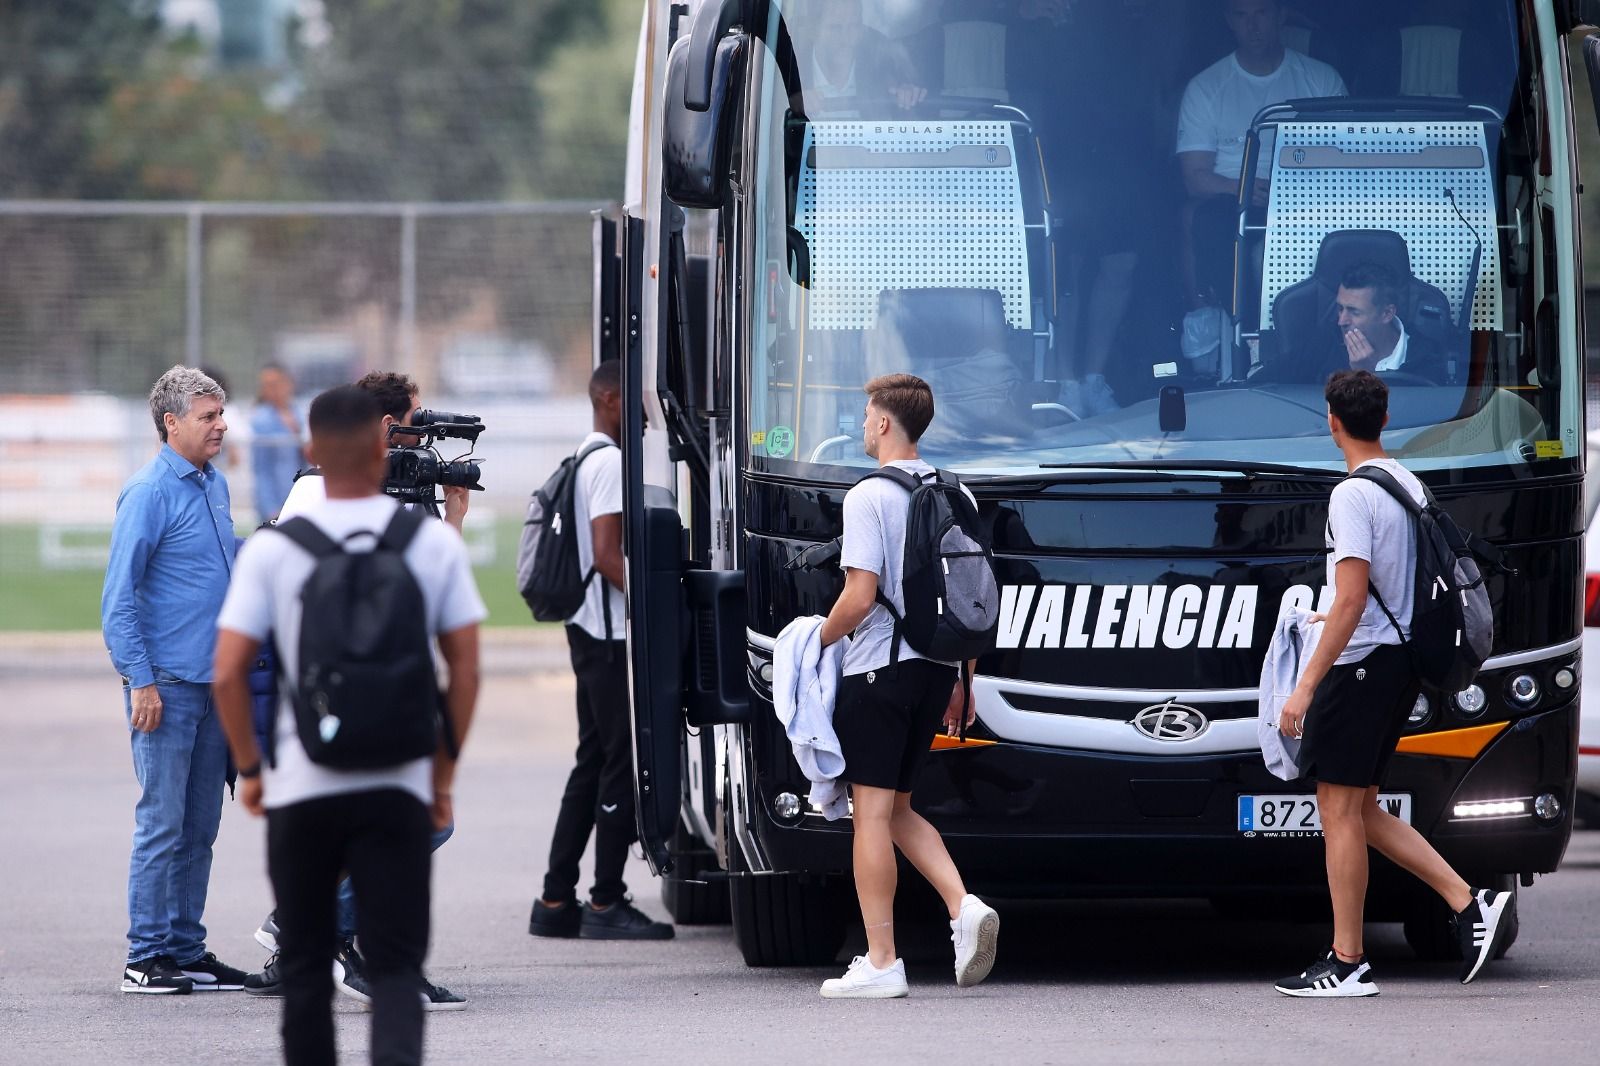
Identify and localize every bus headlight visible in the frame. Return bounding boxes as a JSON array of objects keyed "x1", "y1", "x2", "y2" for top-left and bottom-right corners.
[
  {"x1": 1453, "y1": 685, "x2": 1487, "y2": 718},
  {"x1": 1506, "y1": 674, "x2": 1540, "y2": 708},
  {"x1": 1533, "y1": 792, "x2": 1563, "y2": 825},
  {"x1": 1553, "y1": 667, "x2": 1576, "y2": 691},
  {"x1": 772, "y1": 791, "x2": 802, "y2": 822},
  {"x1": 1407, "y1": 693, "x2": 1432, "y2": 728}
]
